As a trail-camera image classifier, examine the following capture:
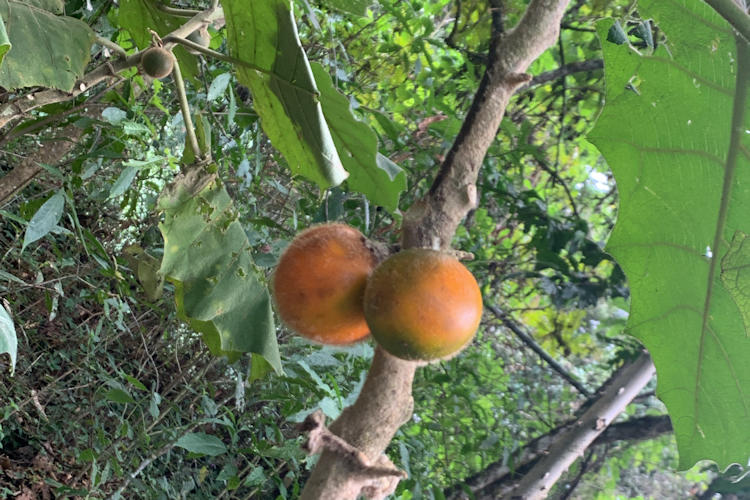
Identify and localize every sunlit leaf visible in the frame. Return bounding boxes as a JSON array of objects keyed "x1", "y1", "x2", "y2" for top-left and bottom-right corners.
[{"x1": 22, "y1": 190, "x2": 65, "y2": 251}]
